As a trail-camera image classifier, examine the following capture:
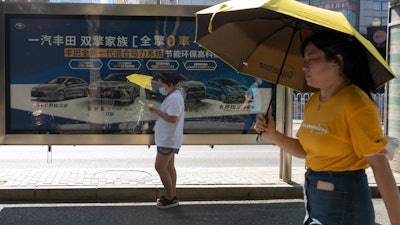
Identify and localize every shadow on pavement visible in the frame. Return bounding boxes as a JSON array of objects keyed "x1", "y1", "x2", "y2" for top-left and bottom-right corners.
[{"x1": 0, "y1": 200, "x2": 305, "y2": 225}]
